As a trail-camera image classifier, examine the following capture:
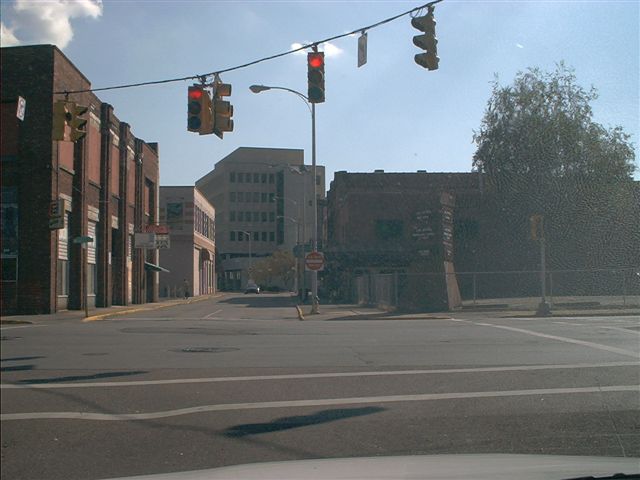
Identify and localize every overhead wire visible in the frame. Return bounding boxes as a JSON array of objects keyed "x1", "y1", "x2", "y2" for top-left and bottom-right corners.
[{"x1": 55, "y1": 0, "x2": 443, "y2": 95}]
